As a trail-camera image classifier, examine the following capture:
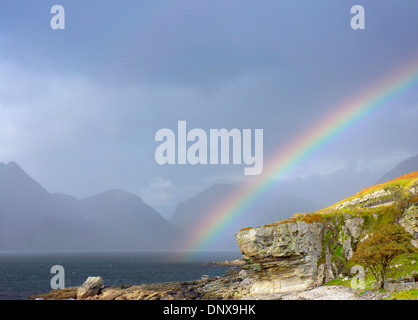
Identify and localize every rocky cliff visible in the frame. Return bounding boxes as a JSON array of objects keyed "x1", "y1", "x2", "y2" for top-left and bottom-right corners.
[{"x1": 235, "y1": 171, "x2": 418, "y2": 295}]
